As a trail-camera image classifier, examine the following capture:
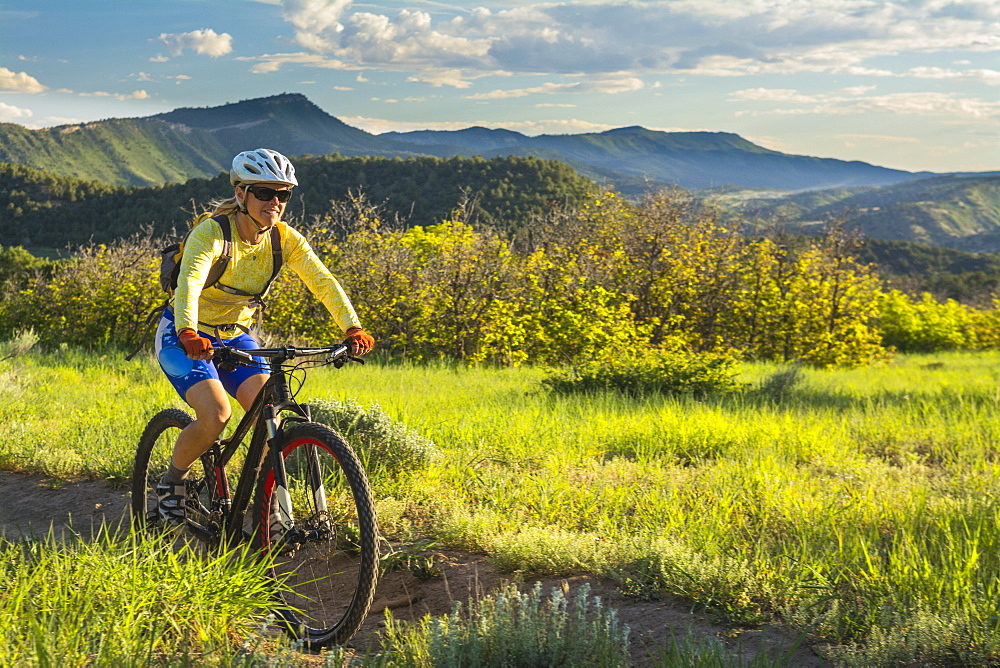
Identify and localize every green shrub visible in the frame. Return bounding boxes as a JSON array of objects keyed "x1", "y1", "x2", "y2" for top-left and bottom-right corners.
[
  {"x1": 379, "y1": 582, "x2": 630, "y2": 667},
  {"x1": 0, "y1": 235, "x2": 159, "y2": 347},
  {"x1": 542, "y1": 348, "x2": 743, "y2": 396},
  {"x1": 307, "y1": 398, "x2": 437, "y2": 476},
  {"x1": 878, "y1": 290, "x2": 974, "y2": 353},
  {"x1": 0, "y1": 245, "x2": 55, "y2": 291}
]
